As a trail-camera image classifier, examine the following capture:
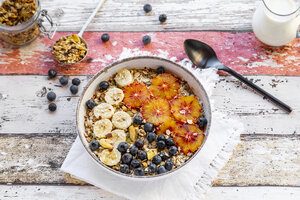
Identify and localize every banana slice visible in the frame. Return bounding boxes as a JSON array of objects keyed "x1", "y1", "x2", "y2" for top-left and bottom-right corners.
[
  {"x1": 104, "y1": 88, "x2": 124, "y2": 105},
  {"x1": 112, "y1": 111, "x2": 132, "y2": 130},
  {"x1": 108, "y1": 129, "x2": 127, "y2": 147},
  {"x1": 114, "y1": 69, "x2": 133, "y2": 87},
  {"x1": 93, "y1": 103, "x2": 114, "y2": 119},
  {"x1": 93, "y1": 119, "x2": 113, "y2": 138},
  {"x1": 99, "y1": 148, "x2": 121, "y2": 166}
]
